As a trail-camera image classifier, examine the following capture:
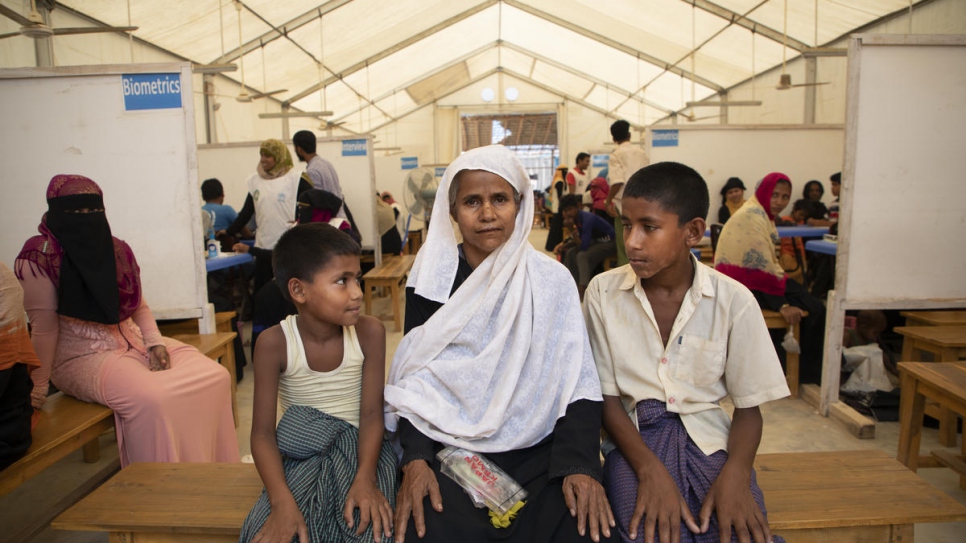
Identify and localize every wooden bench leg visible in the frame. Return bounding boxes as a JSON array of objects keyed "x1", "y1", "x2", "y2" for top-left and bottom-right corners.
[
  {"x1": 391, "y1": 280, "x2": 403, "y2": 333},
  {"x1": 786, "y1": 322, "x2": 800, "y2": 398},
  {"x1": 82, "y1": 437, "x2": 100, "y2": 463},
  {"x1": 897, "y1": 372, "x2": 926, "y2": 471},
  {"x1": 221, "y1": 345, "x2": 239, "y2": 428},
  {"x1": 364, "y1": 283, "x2": 373, "y2": 318}
]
